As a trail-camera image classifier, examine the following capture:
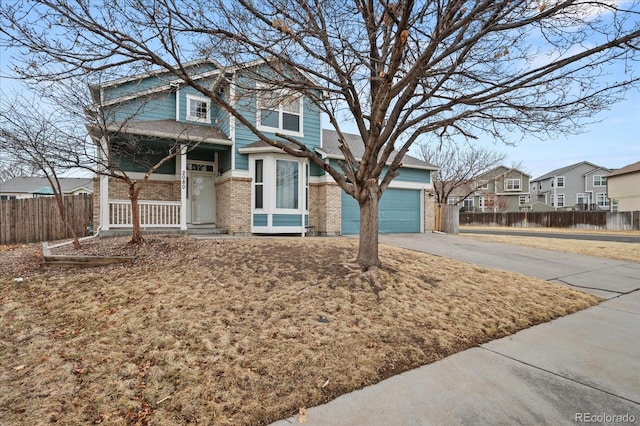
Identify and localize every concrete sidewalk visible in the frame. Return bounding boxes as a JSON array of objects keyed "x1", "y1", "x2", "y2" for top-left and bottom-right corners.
[{"x1": 272, "y1": 233, "x2": 640, "y2": 426}]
